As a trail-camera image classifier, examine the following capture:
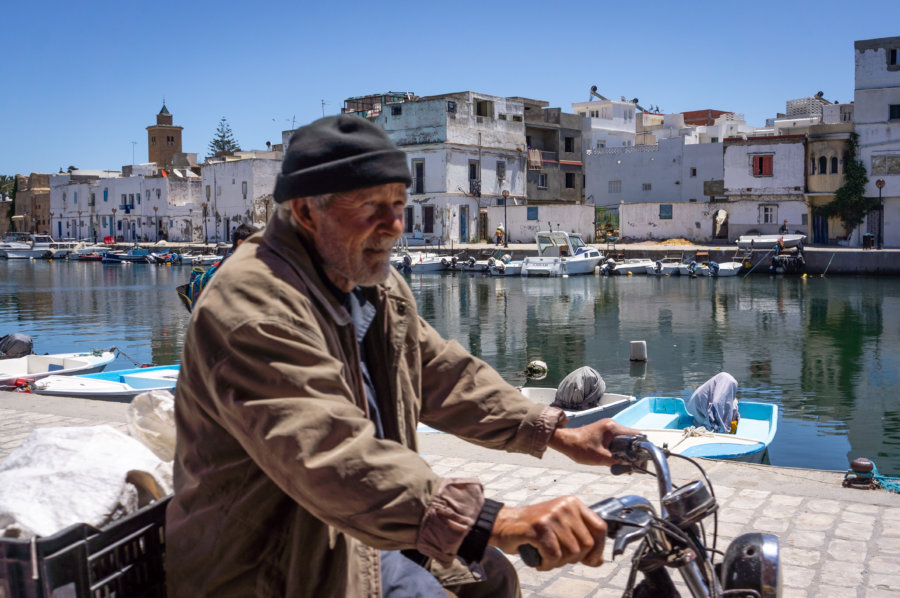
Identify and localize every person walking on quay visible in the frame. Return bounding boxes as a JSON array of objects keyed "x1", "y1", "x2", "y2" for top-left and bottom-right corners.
[{"x1": 166, "y1": 114, "x2": 634, "y2": 597}]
